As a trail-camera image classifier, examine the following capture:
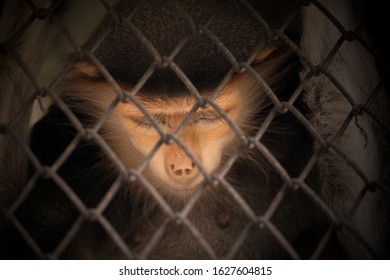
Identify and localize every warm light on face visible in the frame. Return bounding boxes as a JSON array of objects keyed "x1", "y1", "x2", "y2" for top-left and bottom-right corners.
[{"x1": 115, "y1": 90, "x2": 243, "y2": 196}]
